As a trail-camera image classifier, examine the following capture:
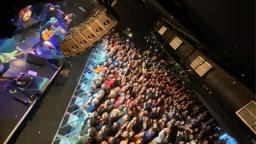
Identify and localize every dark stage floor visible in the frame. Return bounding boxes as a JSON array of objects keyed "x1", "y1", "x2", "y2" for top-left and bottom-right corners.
[
  {"x1": 0, "y1": 61, "x2": 62, "y2": 143},
  {"x1": 15, "y1": 51, "x2": 91, "y2": 144}
]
